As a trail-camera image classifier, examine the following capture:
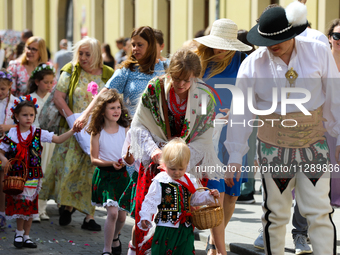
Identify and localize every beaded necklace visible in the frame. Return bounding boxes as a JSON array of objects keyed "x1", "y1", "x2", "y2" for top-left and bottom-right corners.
[
  {"x1": 16, "y1": 126, "x2": 33, "y2": 165},
  {"x1": 168, "y1": 87, "x2": 187, "y2": 135}
]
